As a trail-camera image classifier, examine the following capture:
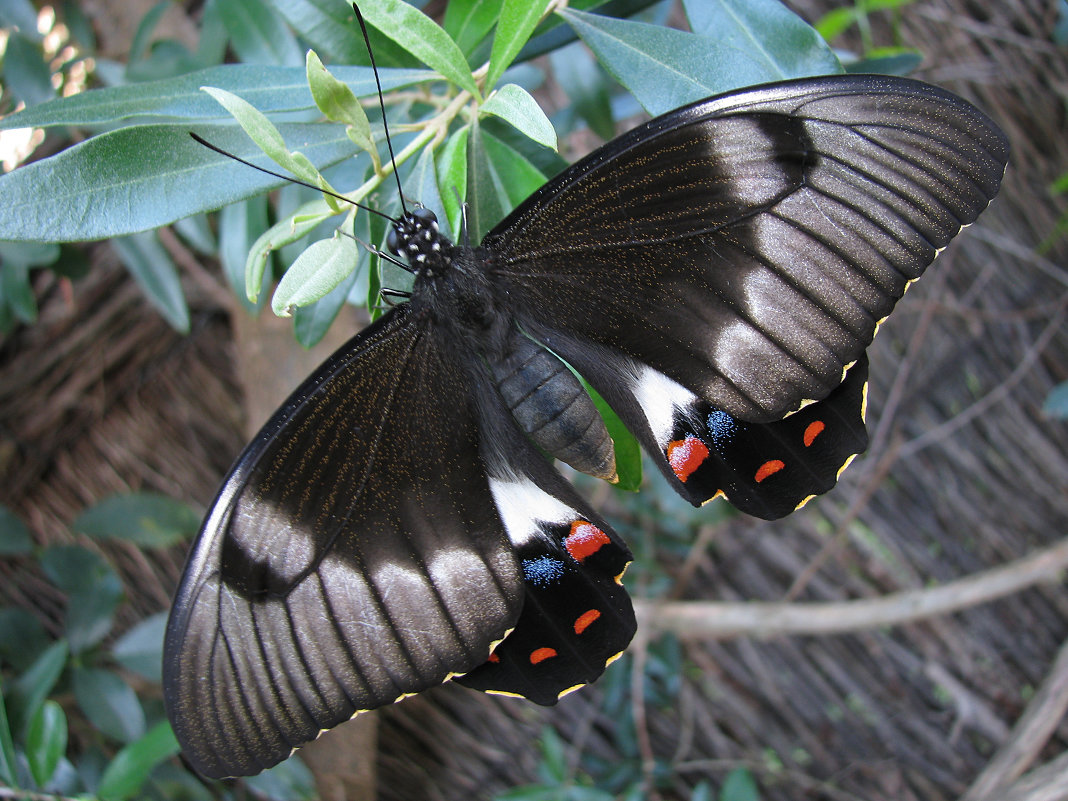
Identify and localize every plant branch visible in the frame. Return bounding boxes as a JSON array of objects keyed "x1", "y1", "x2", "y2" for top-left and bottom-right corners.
[{"x1": 636, "y1": 538, "x2": 1068, "y2": 639}]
